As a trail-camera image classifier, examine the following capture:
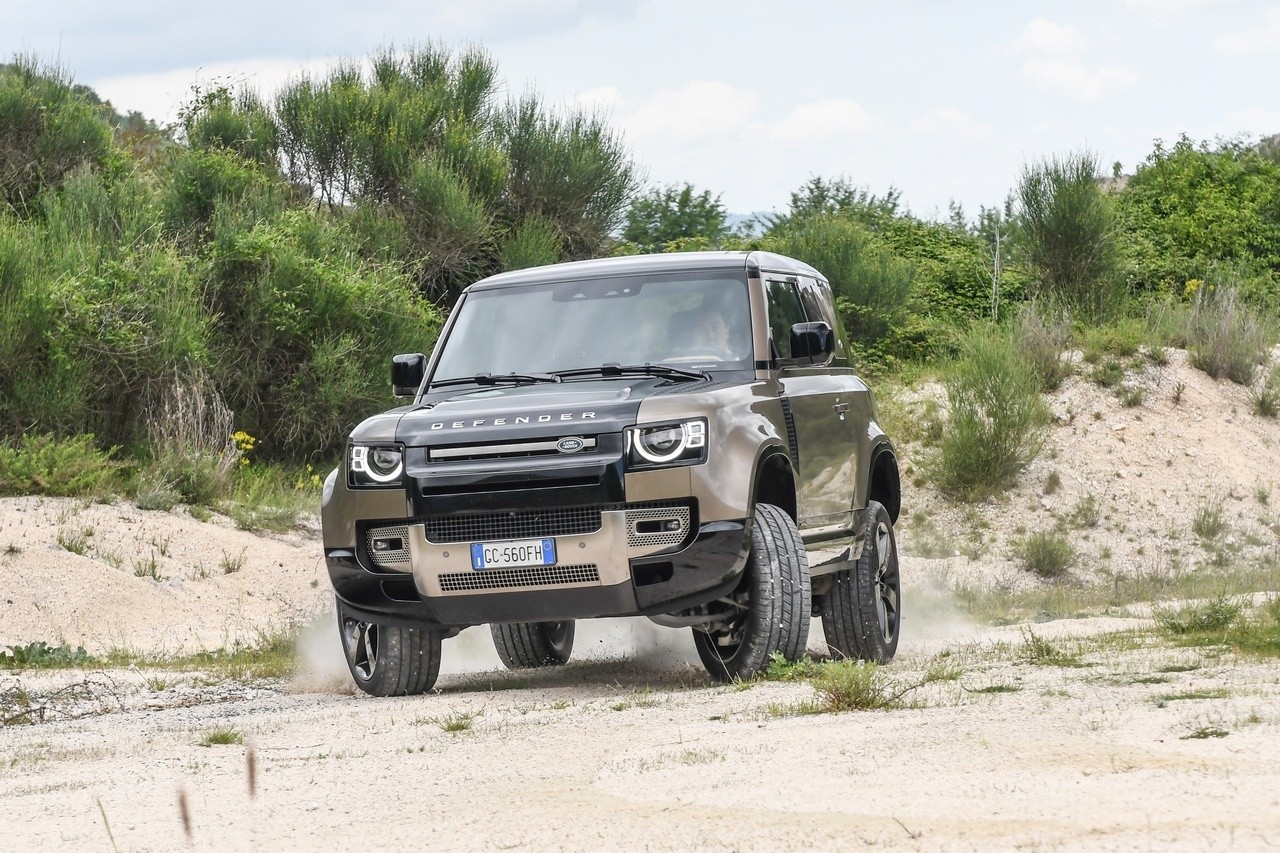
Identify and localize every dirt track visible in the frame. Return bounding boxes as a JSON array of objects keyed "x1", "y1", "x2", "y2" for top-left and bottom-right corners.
[{"x1": 3, "y1": 612, "x2": 1279, "y2": 851}]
